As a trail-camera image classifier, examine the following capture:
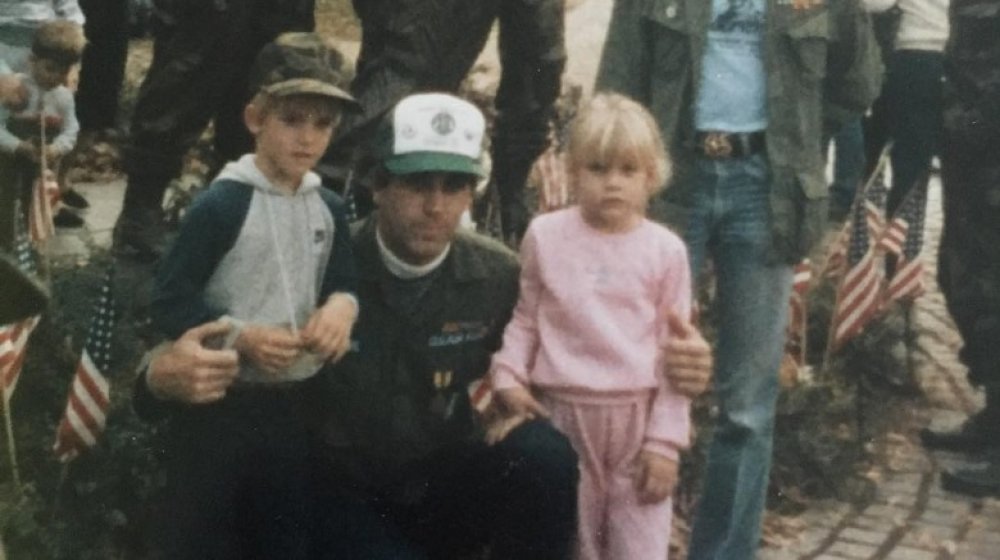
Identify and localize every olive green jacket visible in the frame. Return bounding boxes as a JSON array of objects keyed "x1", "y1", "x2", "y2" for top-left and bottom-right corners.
[
  {"x1": 322, "y1": 218, "x2": 520, "y2": 495},
  {"x1": 596, "y1": 0, "x2": 882, "y2": 263}
]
